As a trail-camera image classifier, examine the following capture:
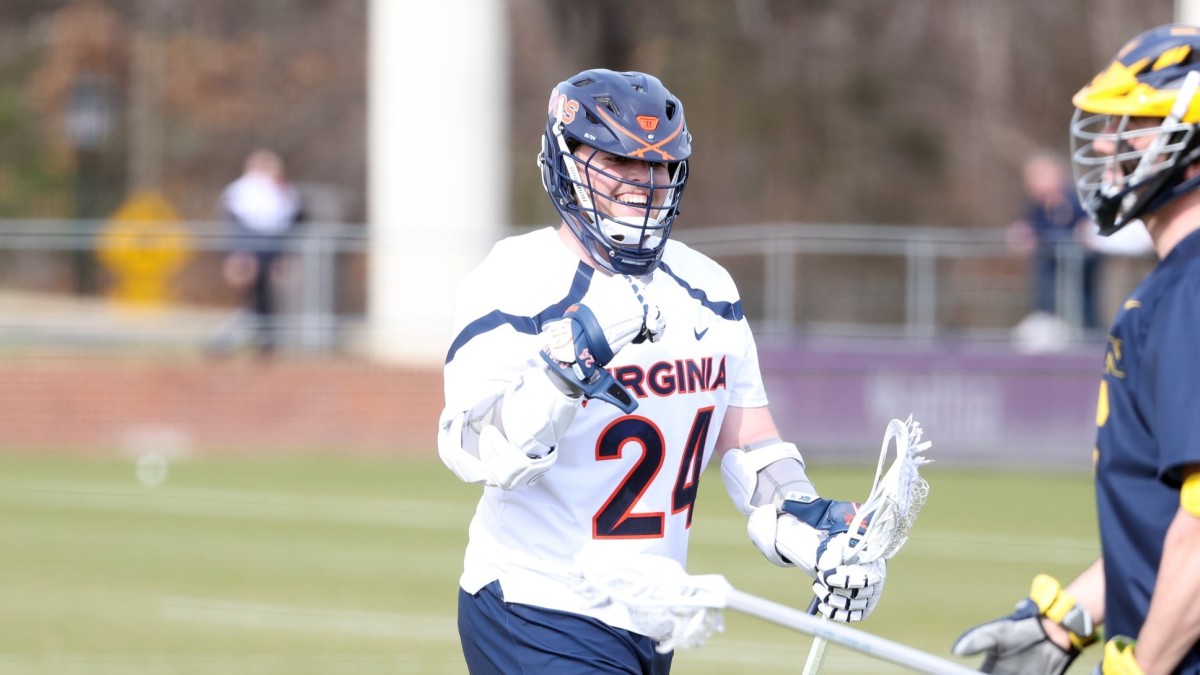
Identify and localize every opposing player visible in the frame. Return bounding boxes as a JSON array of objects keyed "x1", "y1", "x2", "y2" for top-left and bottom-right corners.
[
  {"x1": 437, "y1": 68, "x2": 886, "y2": 673},
  {"x1": 952, "y1": 24, "x2": 1200, "y2": 675}
]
